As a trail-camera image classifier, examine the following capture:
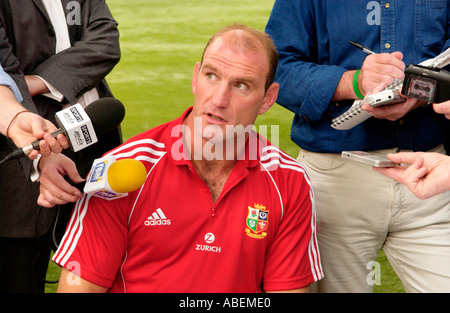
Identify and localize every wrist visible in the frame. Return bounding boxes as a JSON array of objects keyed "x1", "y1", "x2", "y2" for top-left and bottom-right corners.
[
  {"x1": 332, "y1": 70, "x2": 360, "y2": 101},
  {"x1": 6, "y1": 110, "x2": 32, "y2": 139},
  {"x1": 25, "y1": 75, "x2": 50, "y2": 96}
]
